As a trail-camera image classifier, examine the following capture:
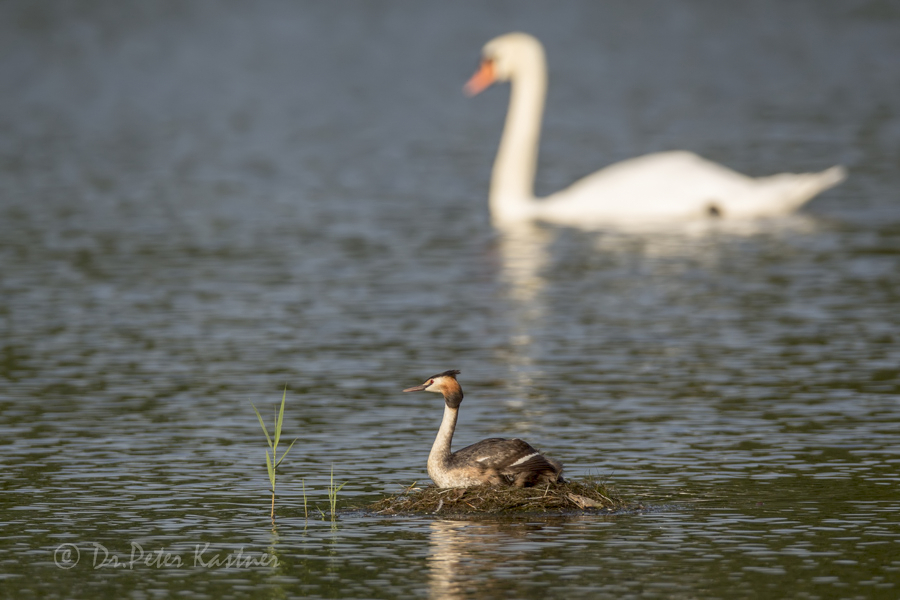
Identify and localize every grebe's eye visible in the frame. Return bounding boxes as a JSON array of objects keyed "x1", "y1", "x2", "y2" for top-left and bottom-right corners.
[{"x1": 427, "y1": 380, "x2": 434, "y2": 385}]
